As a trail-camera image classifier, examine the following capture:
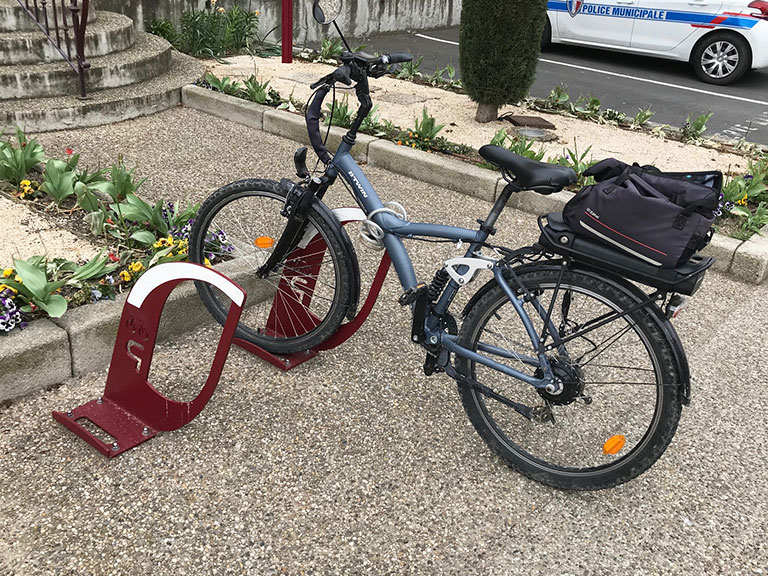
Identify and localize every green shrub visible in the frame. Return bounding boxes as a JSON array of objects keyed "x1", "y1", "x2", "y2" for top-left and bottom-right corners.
[
  {"x1": 145, "y1": 18, "x2": 179, "y2": 47},
  {"x1": 0, "y1": 127, "x2": 46, "y2": 185},
  {"x1": 319, "y1": 37, "x2": 345, "y2": 61},
  {"x1": 681, "y1": 112, "x2": 713, "y2": 143},
  {"x1": 178, "y1": 3, "x2": 260, "y2": 57},
  {"x1": 490, "y1": 129, "x2": 545, "y2": 161},
  {"x1": 40, "y1": 159, "x2": 76, "y2": 206},
  {"x1": 549, "y1": 141, "x2": 596, "y2": 187},
  {"x1": 324, "y1": 95, "x2": 354, "y2": 128},
  {"x1": 460, "y1": 0, "x2": 548, "y2": 122},
  {"x1": 396, "y1": 55, "x2": 424, "y2": 81}
]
